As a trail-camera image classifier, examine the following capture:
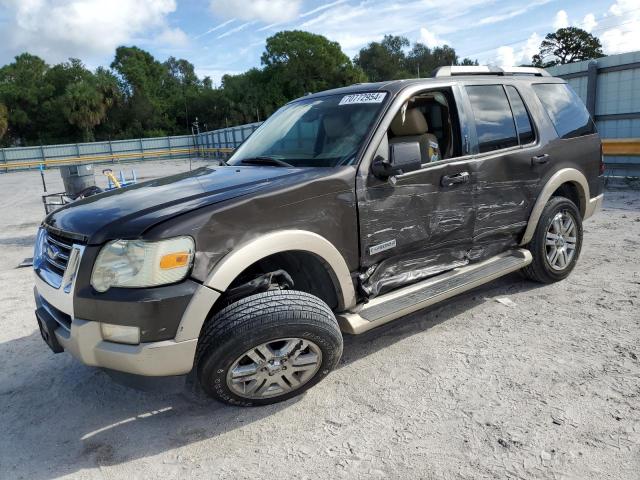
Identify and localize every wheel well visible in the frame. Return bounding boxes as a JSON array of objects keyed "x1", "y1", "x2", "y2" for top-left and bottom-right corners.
[
  {"x1": 213, "y1": 251, "x2": 340, "y2": 314},
  {"x1": 551, "y1": 181, "x2": 585, "y2": 217}
]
